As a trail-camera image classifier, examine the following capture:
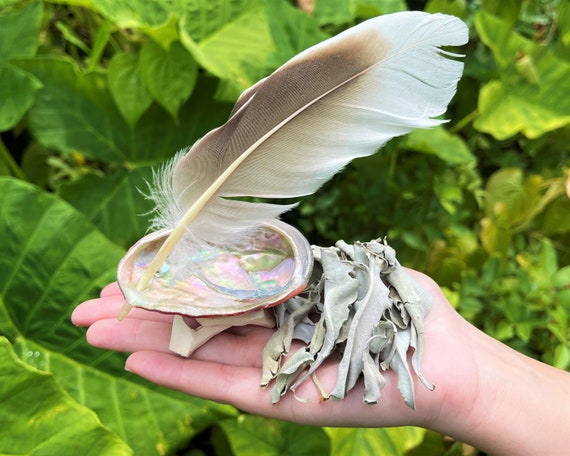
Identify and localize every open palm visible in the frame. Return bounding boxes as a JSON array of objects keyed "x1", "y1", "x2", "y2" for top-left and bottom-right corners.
[{"x1": 72, "y1": 270, "x2": 480, "y2": 430}]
